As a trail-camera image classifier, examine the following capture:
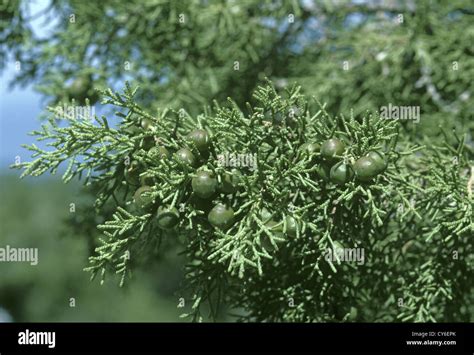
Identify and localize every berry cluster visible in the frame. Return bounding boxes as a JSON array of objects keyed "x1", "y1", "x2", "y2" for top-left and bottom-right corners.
[
  {"x1": 301, "y1": 138, "x2": 388, "y2": 186},
  {"x1": 128, "y1": 120, "x2": 238, "y2": 231},
  {"x1": 127, "y1": 119, "x2": 389, "y2": 237}
]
